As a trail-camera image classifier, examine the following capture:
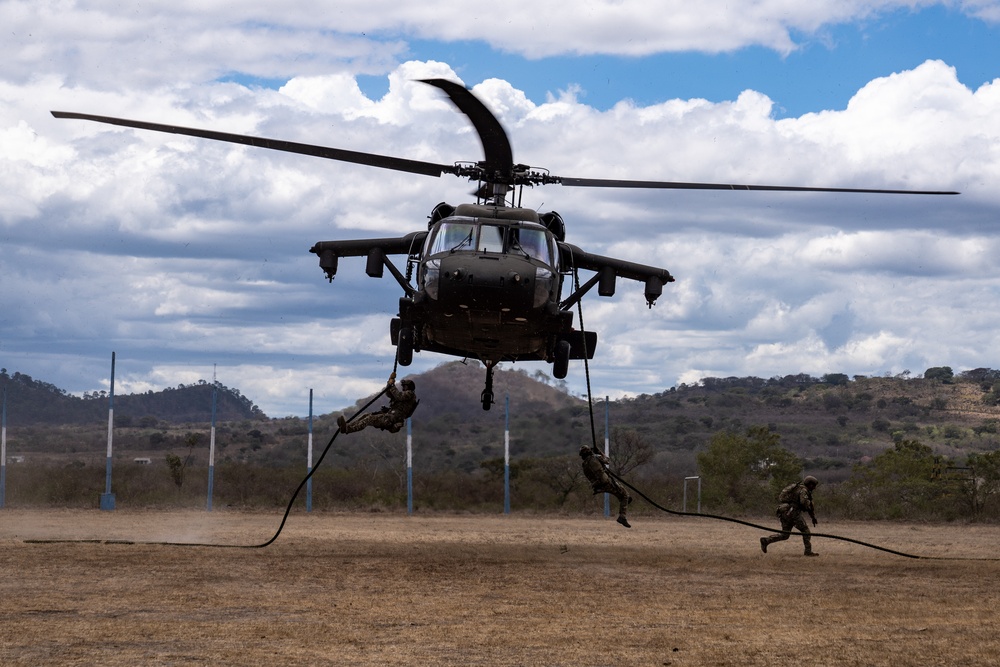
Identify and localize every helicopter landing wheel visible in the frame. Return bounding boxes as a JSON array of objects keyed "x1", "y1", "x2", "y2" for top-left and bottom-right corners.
[
  {"x1": 397, "y1": 326, "x2": 414, "y2": 366},
  {"x1": 553, "y1": 340, "x2": 571, "y2": 379},
  {"x1": 481, "y1": 364, "x2": 495, "y2": 410}
]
